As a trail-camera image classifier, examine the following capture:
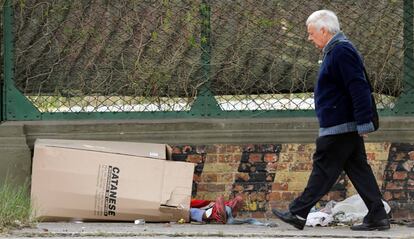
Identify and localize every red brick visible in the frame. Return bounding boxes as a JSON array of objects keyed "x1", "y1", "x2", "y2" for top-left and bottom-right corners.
[
  {"x1": 193, "y1": 174, "x2": 201, "y2": 183},
  {"x1": 366, "y1": 152, "x2": 376, "y2": 161},
  {"x1": 196, "y1": 184, "x2": 207, "y2": 192},
  {"x1": 264, "y1": 153, "x2": 278, "y2": 162},
  {"x1": 393, "y1": 171, "x2": 408, "y2": 180},
  {"x1": 386, "y1": 182, "x2": 397, "y2": 190},
  {"x1": 272, "y1": 183, "x2": 288, "y2": 191},
  {"x1": 266, "y1": 162, "x2": 278, "y2": 172},
  {"x1": 268, "y1": 192, "x2": 282, "y2": 201},
  {"x1": 249, "y1": 153, "x2": 263, "y2": 163},
  {"x1": 269, "y1": 201, "x2": 290, "y2": 210},
  {"x1": 385, "y1": 182, "x2": 404, "y2": 190},
  {"x1": 275, "y1": 163, "x2": 289, "y2": 170},
  {"x1": 282, "y1": 192, "x2": 295, "y2": 200},
  {"x1": 236, "y1": 173, "x2": 250, "y2": 182},
  {"x1": 187, "y1": 154, "x2": 203, "y2": 164}
]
